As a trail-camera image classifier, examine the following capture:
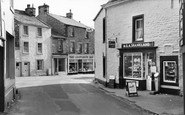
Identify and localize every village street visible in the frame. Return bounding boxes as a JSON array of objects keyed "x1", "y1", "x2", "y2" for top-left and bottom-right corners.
[{"x1": 4, "y1": 74, "x2": 153, "y2": 115}]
